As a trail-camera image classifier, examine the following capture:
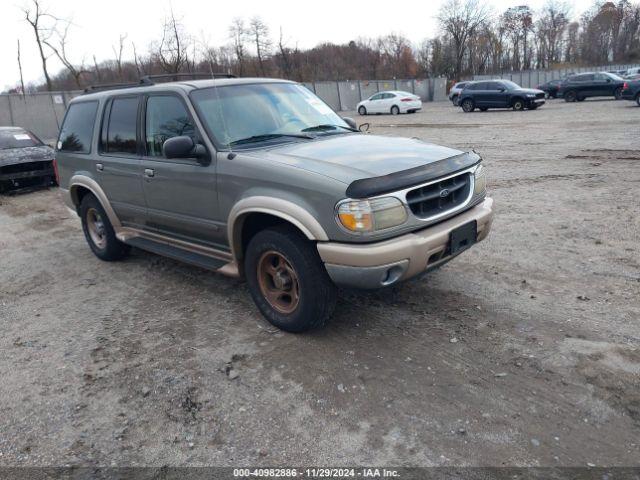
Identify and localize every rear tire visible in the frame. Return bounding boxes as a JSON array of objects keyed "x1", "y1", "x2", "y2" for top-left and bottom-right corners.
[
  {"x1": 564, "y1": 90, "x2": 577, "y2": 102},
  {"x1": 636, "y1": 93, "x2": 640, "y2": 106},
  {"x1": 461, "y1": 99, "x2": 475, "y2": 112},
  {"x1": 576, "y1": 96, "x2": 586, "y2": 102},
  {"x1": 512, "y1": 98, "x2": 525, "y2": 111},
  {"x1": 390, "y1": 105, "x2": 400, "y2": 115},
  {"x1": 358, "y1": 106, "x2": 367, "y2": 116},
  {"x1": 80, "y1": 194, "x2": 130, "y2": 261},
  {"x1": 244, "y1": 226, "x2": 337, "y2": 333},
  {"x1": 614, "y1": 87, "x2": 623, "y2": 100}
]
